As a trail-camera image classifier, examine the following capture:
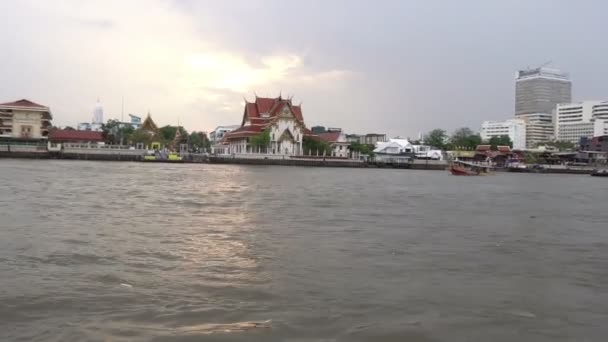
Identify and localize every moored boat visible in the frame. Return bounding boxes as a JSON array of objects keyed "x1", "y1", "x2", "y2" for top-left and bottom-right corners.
[{"x1": 591, "y1": 169, "x2": 608, "y2": 177}]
